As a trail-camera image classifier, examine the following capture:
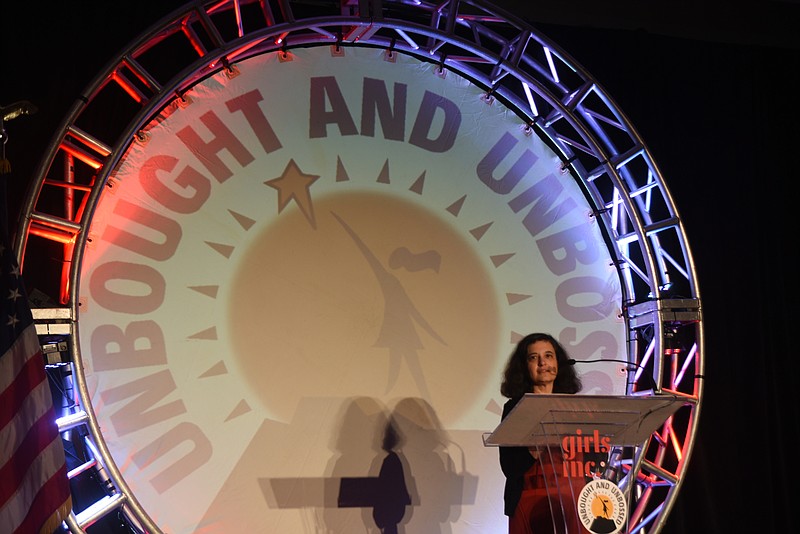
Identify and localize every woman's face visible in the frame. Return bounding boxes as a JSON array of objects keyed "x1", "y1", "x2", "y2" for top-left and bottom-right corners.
[{"x1": 526, "y1": 339, "x2": 558, "y2": 390}]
